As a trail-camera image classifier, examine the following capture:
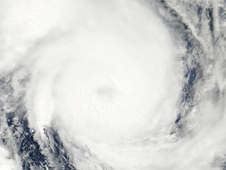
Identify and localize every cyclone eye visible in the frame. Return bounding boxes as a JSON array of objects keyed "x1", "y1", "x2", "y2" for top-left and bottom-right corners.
[{"x1": 96, "y1": 86, "x2": 115, "y2": 98}]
